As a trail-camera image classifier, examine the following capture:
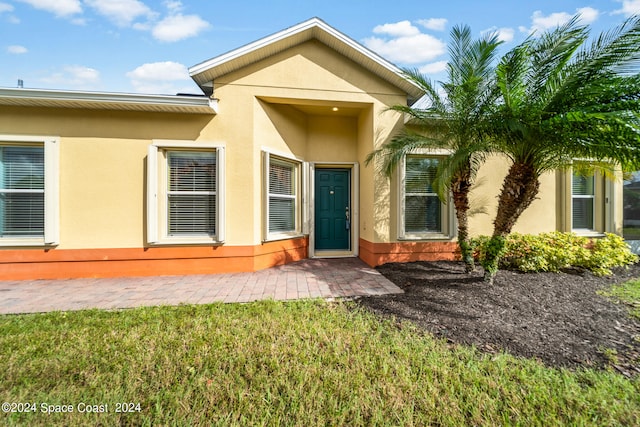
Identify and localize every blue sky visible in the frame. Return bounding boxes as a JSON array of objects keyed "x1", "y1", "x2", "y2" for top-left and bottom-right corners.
[{"x1": 1, "y1": 0, "x2": 639, "y2": 95}]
